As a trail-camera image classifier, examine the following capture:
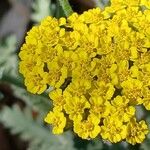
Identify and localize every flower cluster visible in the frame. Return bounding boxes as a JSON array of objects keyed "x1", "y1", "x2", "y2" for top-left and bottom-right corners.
[{"x1": 19, "y1": 0, "x2": 150, "y2": 145}]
